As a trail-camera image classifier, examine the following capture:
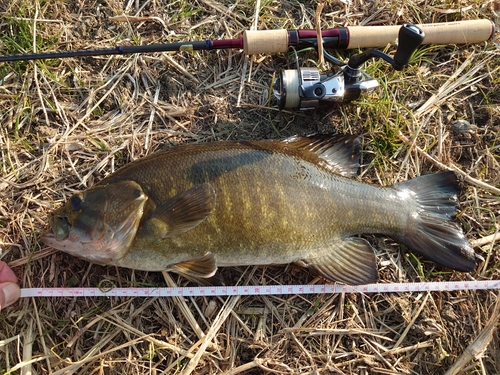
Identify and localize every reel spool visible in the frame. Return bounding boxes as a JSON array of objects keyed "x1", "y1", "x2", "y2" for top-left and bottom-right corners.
[{"x1": 273, "y1": 68, "x2": 342, "y2": 110}]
